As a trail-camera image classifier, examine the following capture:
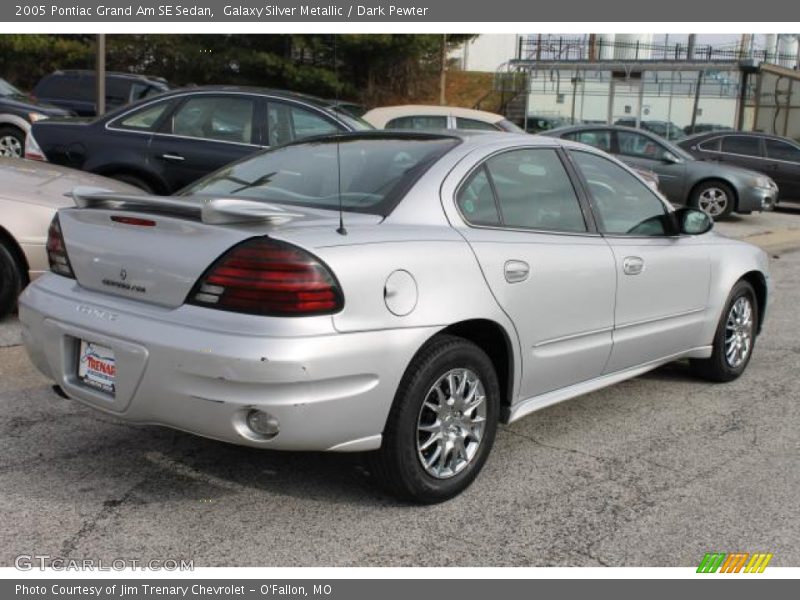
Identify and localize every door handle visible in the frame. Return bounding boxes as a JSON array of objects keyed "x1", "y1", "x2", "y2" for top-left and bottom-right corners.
[
  {"x1": 160, "y1": 153, "x2": 185, "y2": 162},
  {"x1": 623, "y1": 256, "x2": 644, "y2": 275},
  {"x1": 504, "y1": 260, "x2": 530, "y2": 283}
]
